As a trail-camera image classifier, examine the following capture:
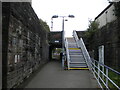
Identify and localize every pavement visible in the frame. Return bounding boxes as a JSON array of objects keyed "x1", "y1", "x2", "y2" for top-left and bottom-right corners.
[{"x1": 25, "y1": 60, "x2": 99, "y2": 88}]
